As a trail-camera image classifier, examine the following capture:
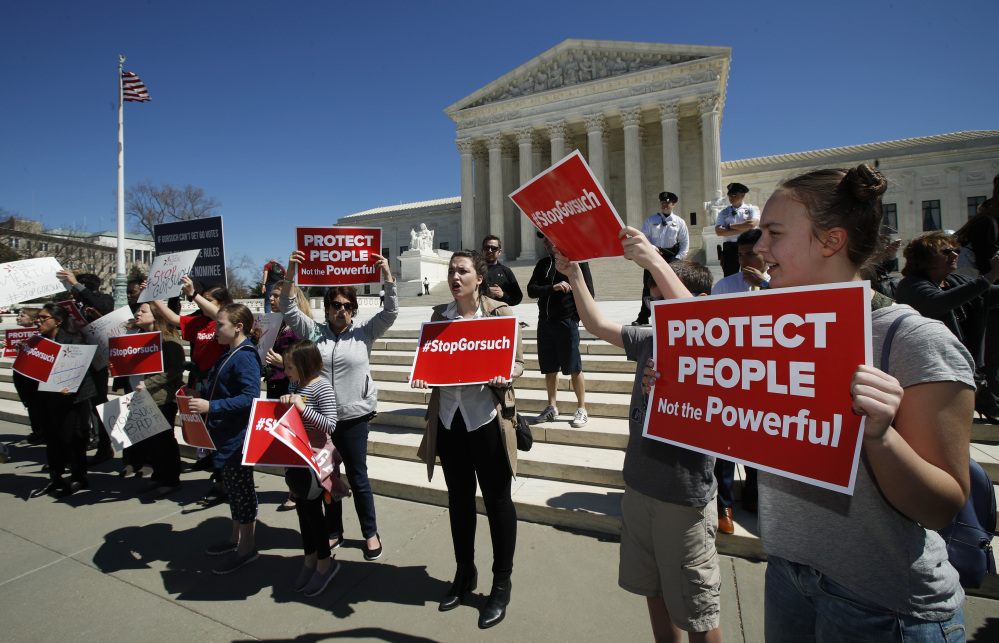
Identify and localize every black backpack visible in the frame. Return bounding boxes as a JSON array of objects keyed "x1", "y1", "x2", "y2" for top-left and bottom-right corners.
[
  {"x1": 268, "y1": 262, "x2": 285, "y2": 281},
  {"x1": 883, "y1": 312, "x2": 997, "y2": 589}
]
